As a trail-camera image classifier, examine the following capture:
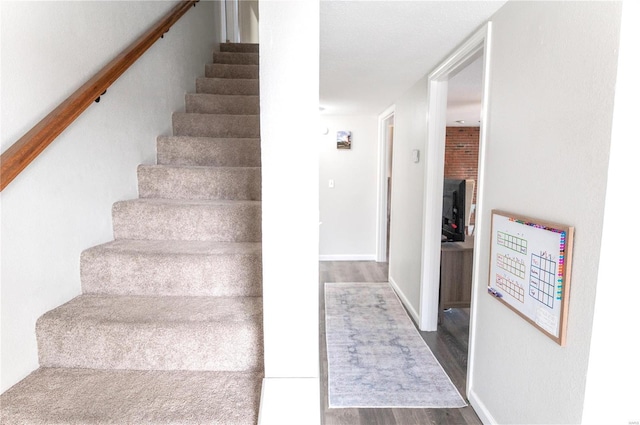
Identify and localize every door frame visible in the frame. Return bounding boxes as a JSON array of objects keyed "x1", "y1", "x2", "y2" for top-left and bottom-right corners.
[
  {"x1": 418, "y1": 23, "x2": 492, "y2": 401},
  {"x1": 376, "y1": 105, "x2": 396, "y2": 262},
  {"x1": 224, "y1": 0, "x2": 240, "y2": 43}
]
